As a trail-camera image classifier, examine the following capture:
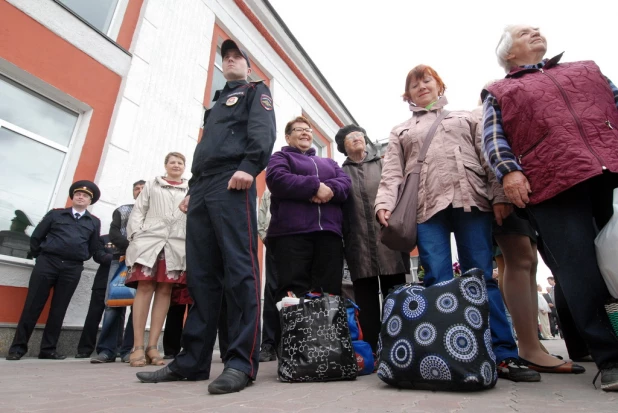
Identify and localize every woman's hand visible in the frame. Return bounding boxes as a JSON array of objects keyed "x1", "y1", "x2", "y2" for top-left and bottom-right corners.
[
  {"x1": 313, "y1": 183, "x2": 334, "y2": 203},
  {"x1": 492, "y1": 203, "x2": 513, "y2": 226},
  {"x1": 502, "y1": 171, "x2": 531, "y2": 208},
  {"x1": 179, "y1": 195, "x2": 190, "y2": 214},
  {"x1": 377, "y1": 209, "x2": 391, "y2": 227}
]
